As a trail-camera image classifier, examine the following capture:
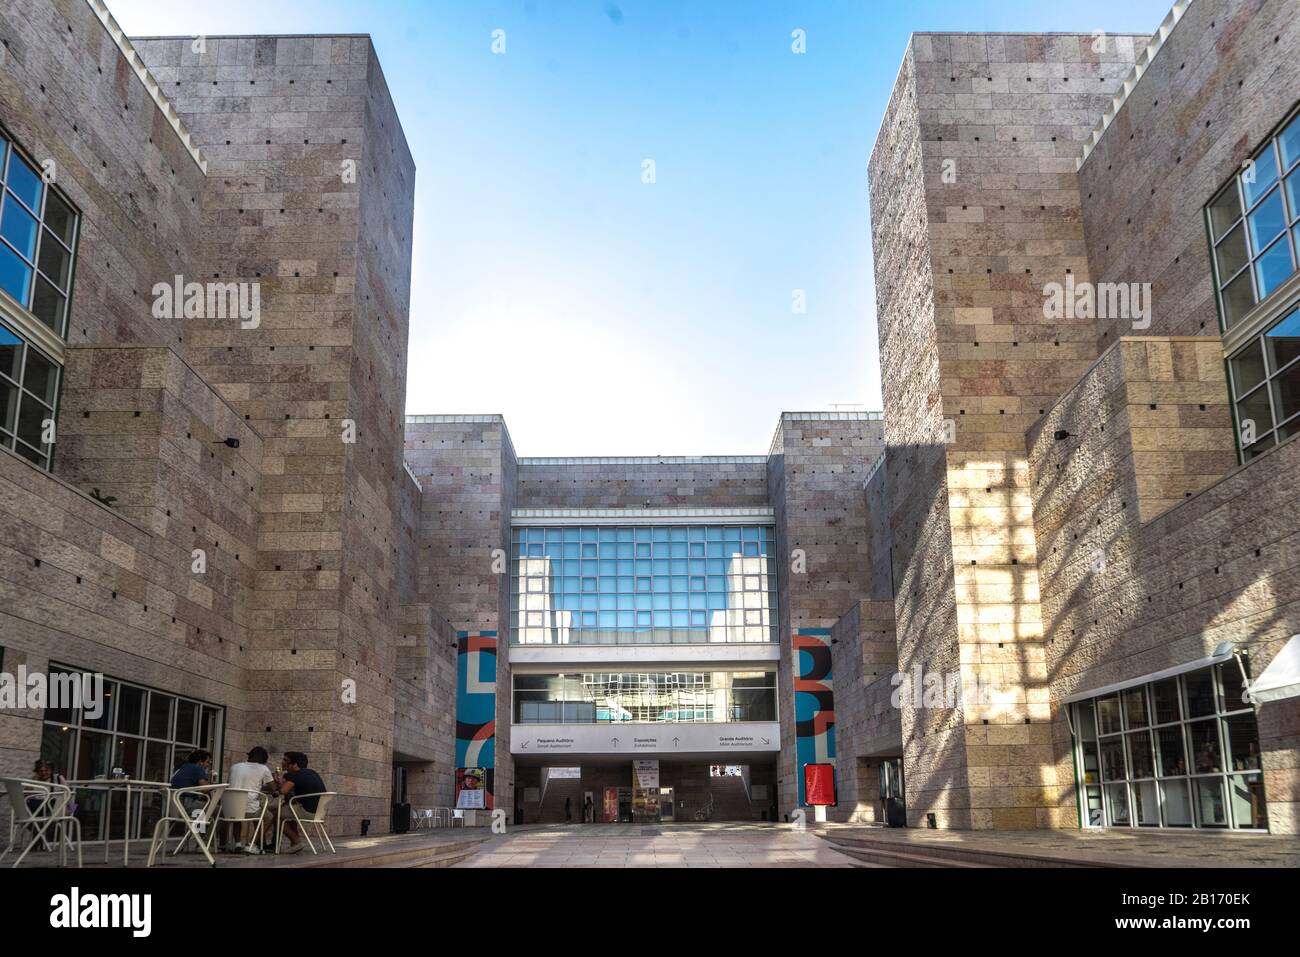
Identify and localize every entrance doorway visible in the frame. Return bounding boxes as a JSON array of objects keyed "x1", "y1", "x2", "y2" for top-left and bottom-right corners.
[
  {"x1": 879, "y1": 757, "x2": 906, "y2": 826},
  {"x1": 659, "y1": 787, "x2": 675, "y2": 822}
]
